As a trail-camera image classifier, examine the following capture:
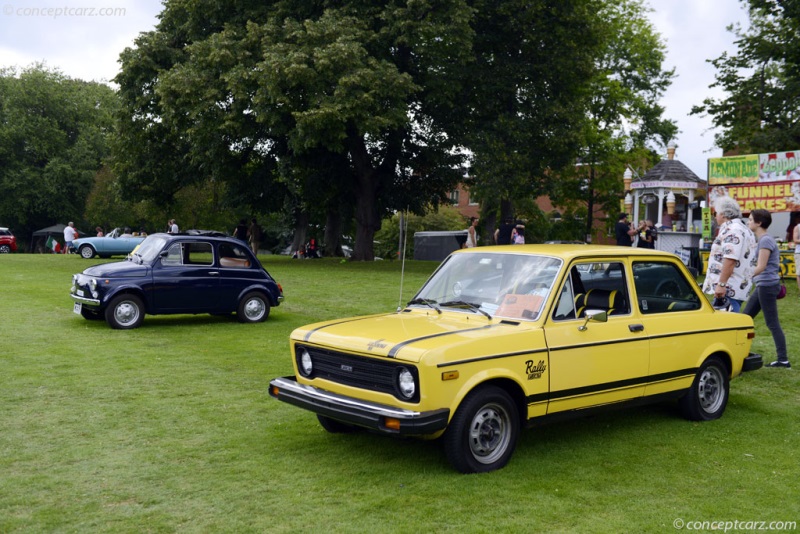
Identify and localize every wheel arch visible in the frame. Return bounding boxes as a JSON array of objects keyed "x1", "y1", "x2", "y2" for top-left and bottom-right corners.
[
  {"x1": 449, "y1": 375, "x2": 528, "y2": 428},
  {"x1": 102, "y1": 286, "x2": 150, "y2": 314},
  {"x1": 237, "y1": 285, "x2": 276, "y2": 307}
]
